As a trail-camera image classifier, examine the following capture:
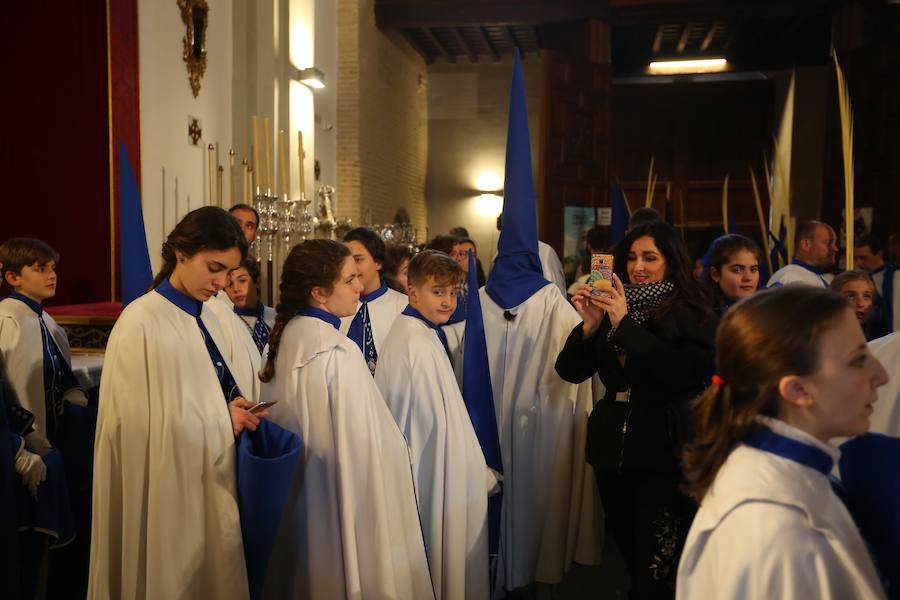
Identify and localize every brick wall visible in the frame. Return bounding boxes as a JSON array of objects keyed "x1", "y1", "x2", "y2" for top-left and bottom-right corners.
[{"x1": 337, "y1": 0, "x2": 428, "y2": 240}]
